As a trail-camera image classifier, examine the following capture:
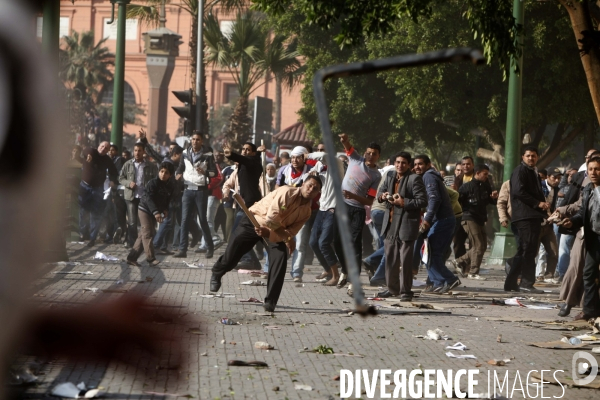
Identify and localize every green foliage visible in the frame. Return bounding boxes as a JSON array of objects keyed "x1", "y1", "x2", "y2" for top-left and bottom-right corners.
[
  {"x1": 313, "y1": 344, "x2": 334, "y2": 354},
  {"x1": 59, "y1": 31, "x2": 114, "y2": 100}
]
